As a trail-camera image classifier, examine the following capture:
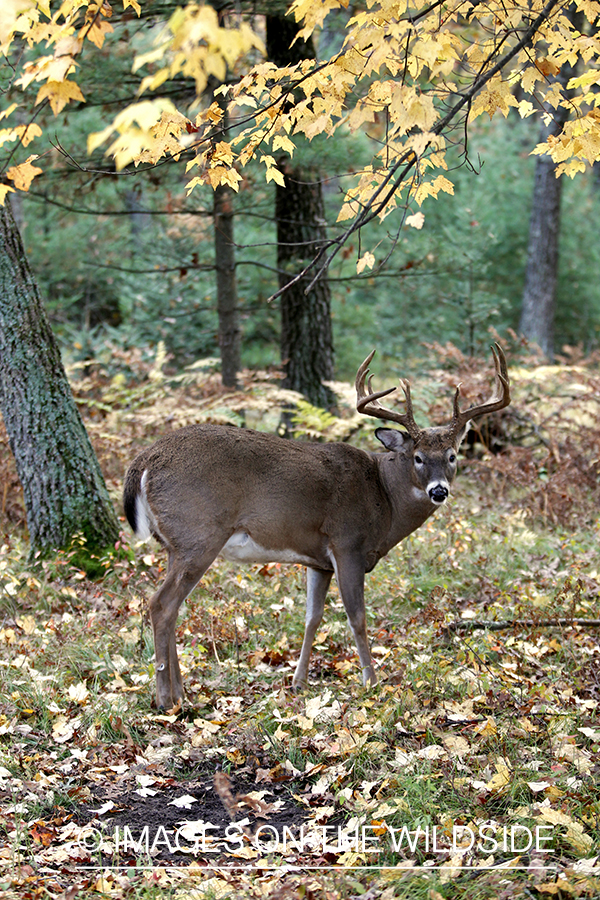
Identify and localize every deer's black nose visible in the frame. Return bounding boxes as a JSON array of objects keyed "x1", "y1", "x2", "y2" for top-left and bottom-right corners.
[{"x1": 429, "y1": 484, "x2": 449, "y2": 504}]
